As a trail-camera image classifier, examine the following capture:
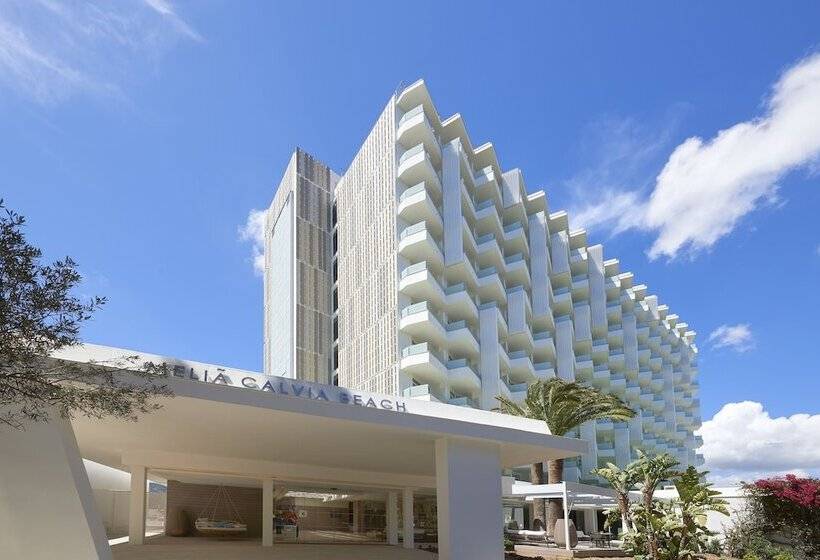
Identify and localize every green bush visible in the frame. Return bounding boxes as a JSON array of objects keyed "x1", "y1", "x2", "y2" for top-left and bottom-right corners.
[
  {"x1": 743, "y1": 554, "x2": 760, "y2": 560},
  {"x1": 771, "y1": 552, "x2": 794, "y2": 560}
]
